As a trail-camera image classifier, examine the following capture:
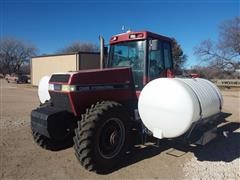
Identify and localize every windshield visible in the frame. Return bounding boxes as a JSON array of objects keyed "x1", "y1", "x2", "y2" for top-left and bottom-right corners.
[{"x1": 109, "y1": 40, "x2": 146, "y2": 90}]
